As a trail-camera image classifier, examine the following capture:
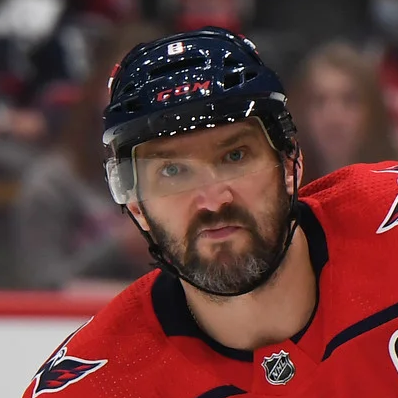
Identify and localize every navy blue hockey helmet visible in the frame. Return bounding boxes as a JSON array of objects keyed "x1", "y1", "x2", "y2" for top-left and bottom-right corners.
[{"x1": 102, "y1": 26, "x2": 297, "y2": 205}]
